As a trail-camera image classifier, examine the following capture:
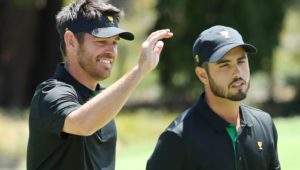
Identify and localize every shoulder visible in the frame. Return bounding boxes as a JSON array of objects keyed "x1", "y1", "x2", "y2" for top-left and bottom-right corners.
[
  {"x1": 240, "y1": 104, "x2": 275, "y2": 128},
  {"x1": 165, "y1": 106, "x2": 196, "y2": 137},
  {"x1": 31, "y1": 78, "x2": 79, "y2": 108},
  {"x1": 37, "y1": 78, "x2": 75, "y2": 93},
  {"x1": 34, "y1": 79, "x2": 77, "y2": 98},
  {"x1": 241, "y1": 104, "x2": 272, "y2": 119}
]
